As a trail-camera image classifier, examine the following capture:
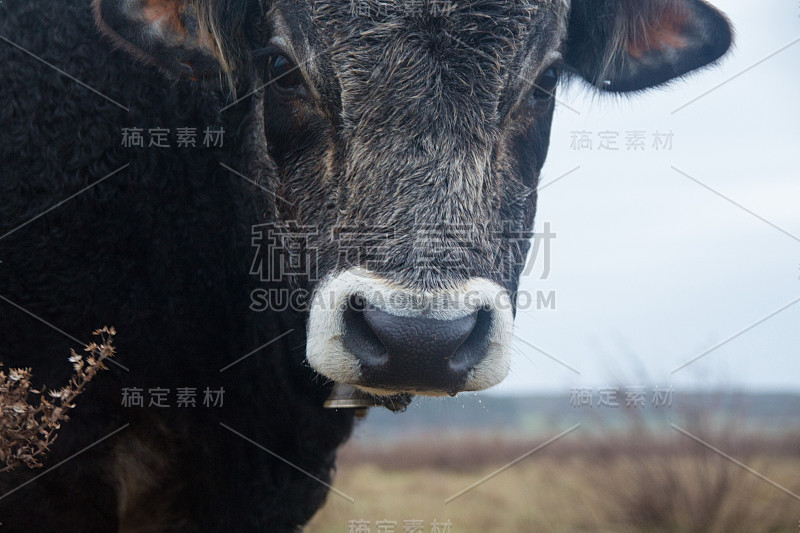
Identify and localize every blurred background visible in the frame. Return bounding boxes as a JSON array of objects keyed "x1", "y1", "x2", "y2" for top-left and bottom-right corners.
[{"x1": 308, "y1": 1, "x2": 800, "y2": 531}]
